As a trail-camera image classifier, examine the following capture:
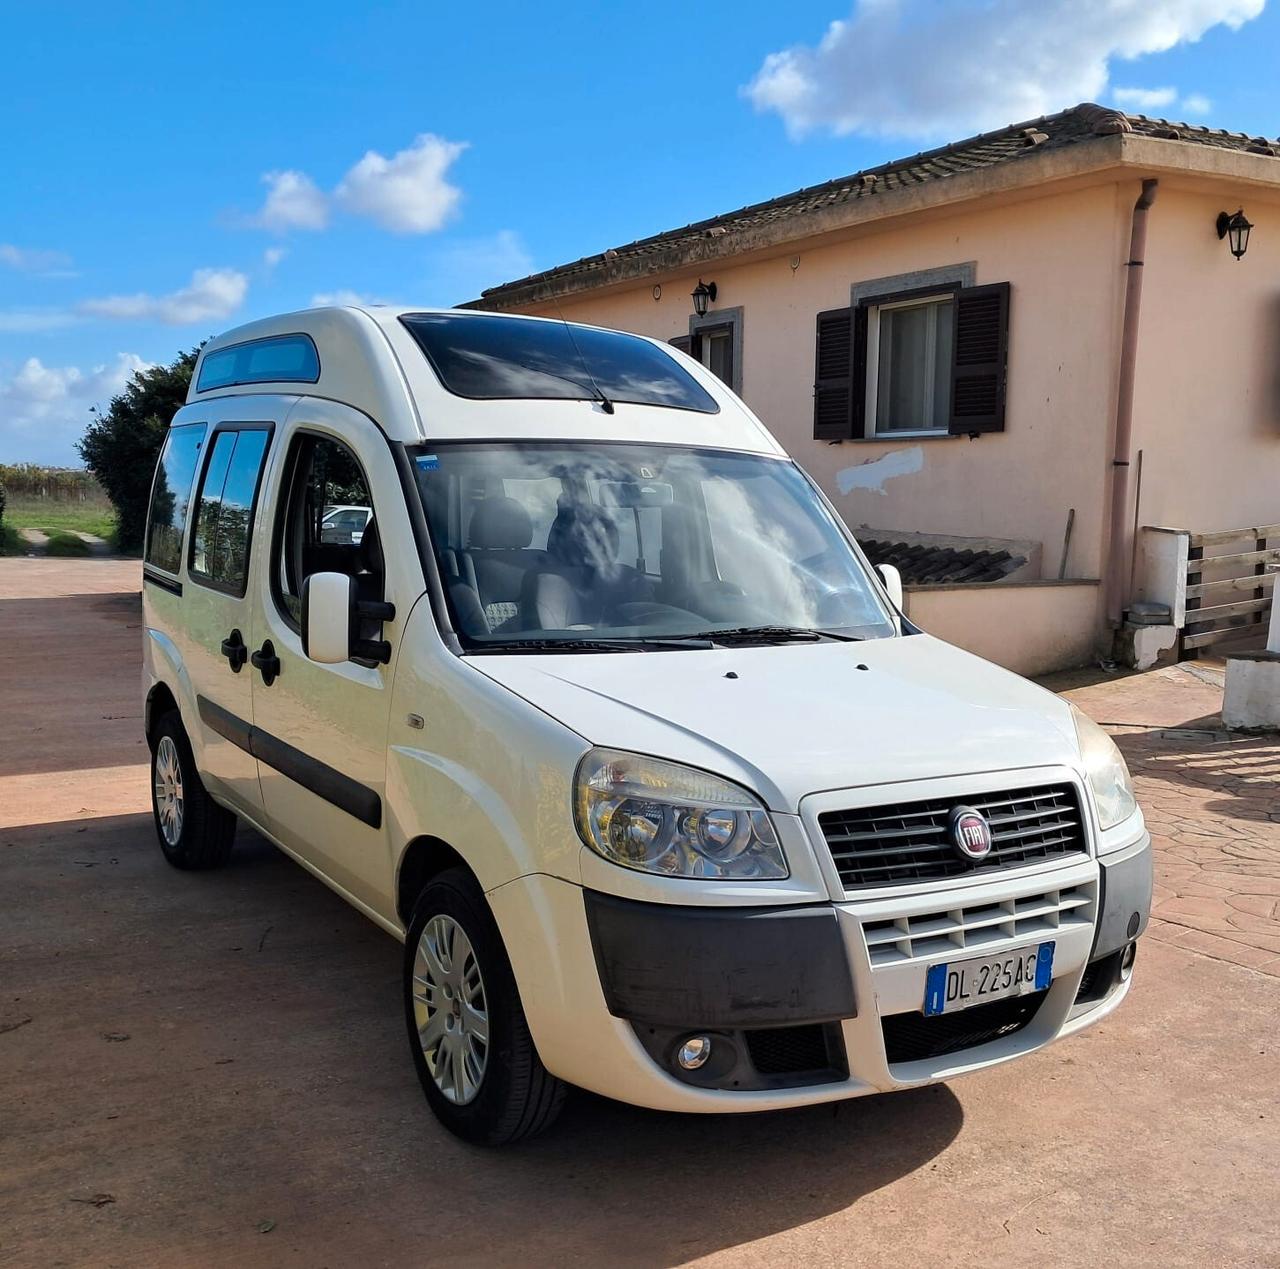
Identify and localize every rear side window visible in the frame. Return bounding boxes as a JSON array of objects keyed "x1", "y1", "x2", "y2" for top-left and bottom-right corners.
[
  {"x1": 196, "y1": 335, "x2": 320, "y2": 393},
  {"x1": 189, "y1": 428, "x2": 271, "y2": 595},
  {"x1": 145, "y1": 423, "x2": 206, "y2": 574},
  {"x1": 401, "y1": 313, "x2": 718, "y2": 413}
]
